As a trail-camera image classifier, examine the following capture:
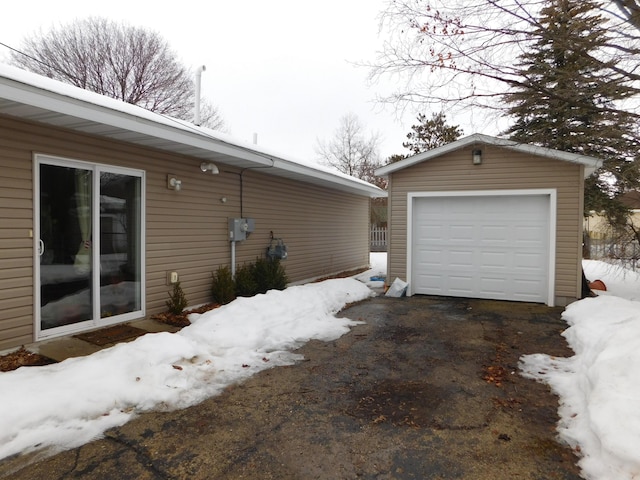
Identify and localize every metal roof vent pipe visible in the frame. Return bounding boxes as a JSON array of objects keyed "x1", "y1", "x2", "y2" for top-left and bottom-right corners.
[{"x1": 194, "y1": 65, "x2": 206, "y2": 126}]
